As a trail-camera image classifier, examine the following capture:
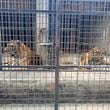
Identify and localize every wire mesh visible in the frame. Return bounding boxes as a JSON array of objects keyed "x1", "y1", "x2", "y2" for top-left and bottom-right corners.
[
  {"x1": 0, "y1": 0, "x2": 55, "y2": 110},
  {"x1": 0, "y1": 0, "x2": 110, "y2": 110},
  {"x1": 59, "y1": 0, "x2": 110, "y2": 110}
]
